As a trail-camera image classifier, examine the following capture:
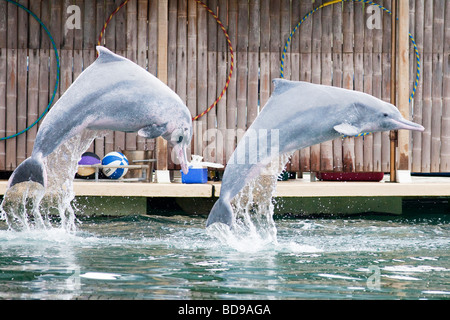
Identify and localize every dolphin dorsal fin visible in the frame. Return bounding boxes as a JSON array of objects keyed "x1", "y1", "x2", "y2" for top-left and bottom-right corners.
[
  {"x1": 272, "y1": 78, "x2": 303, "y2": 96},
  {"x1": 95, "y1": 46, "x2": 126, "y2": 63}
]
